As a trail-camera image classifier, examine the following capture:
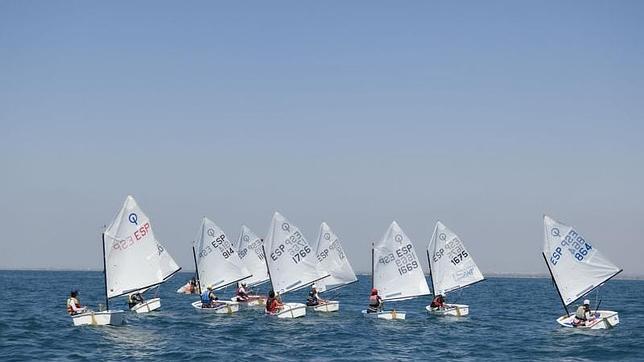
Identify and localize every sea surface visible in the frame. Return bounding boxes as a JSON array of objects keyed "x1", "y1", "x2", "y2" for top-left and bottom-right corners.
[{"x1": 1, "y1": 271, "x2": 643, "y2": 361}]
